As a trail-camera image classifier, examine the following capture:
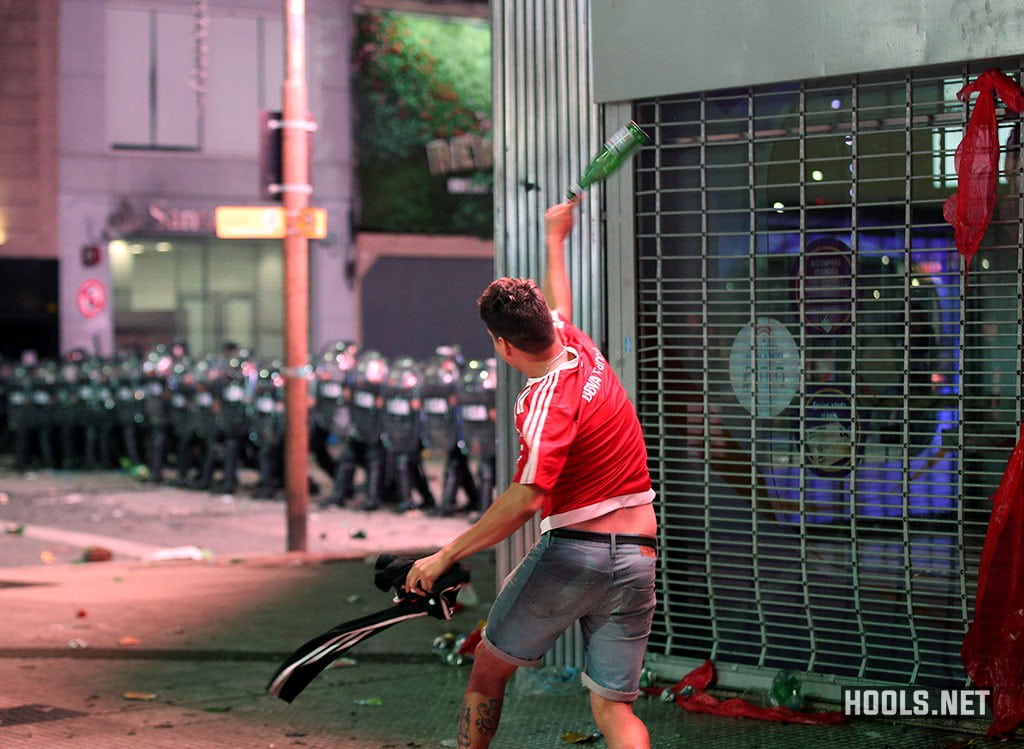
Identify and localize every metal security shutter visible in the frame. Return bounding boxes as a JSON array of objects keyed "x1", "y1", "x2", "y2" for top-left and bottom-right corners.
[{"x1": 632, "y1": 60, "x2": 1024, "y2": 697}]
